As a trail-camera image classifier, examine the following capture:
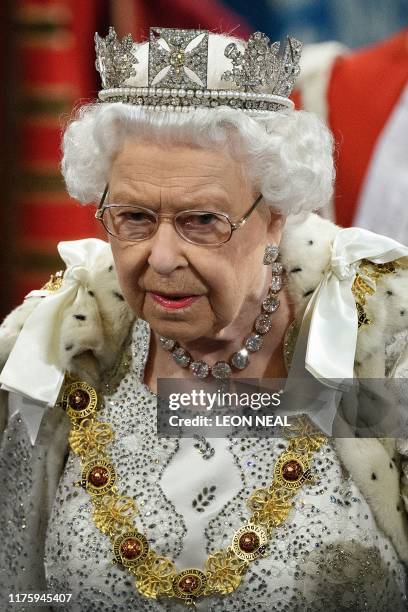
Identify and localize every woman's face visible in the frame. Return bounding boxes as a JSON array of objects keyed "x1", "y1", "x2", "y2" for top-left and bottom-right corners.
[{"x1": 108, "y1": 138, "x2": 284, "y2": 344}]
